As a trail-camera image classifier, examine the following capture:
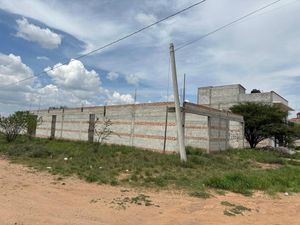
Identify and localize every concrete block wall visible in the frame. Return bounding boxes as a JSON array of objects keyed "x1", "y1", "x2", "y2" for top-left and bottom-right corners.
[
  {"x1": 239, "y1": 92, "x2": 272, "y2": 104},
  {"x1": 198, "y1": 84, "x2": 291, "y2": 112},
  {"x1": 185, "y1": 113, "x2": 209, "y2": 150},
  {"x1": 33, "y1": 102, "x2": 244, "y2": 153},
  {"x1": 208, "y1": 117, "x2": 228, "y2": 152},
  {"x1": 198, "y1": 84, "x2": 245, "y2": 107},
  {"x1": 229, "y1": 120, "x2": 244, "y2": 149},
  {"x1": 271, "y1": 91, "x2": 289, "y2": 106},
  {"x1": 34, "y1": 103, "x2": 178, "y2": 152}
]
